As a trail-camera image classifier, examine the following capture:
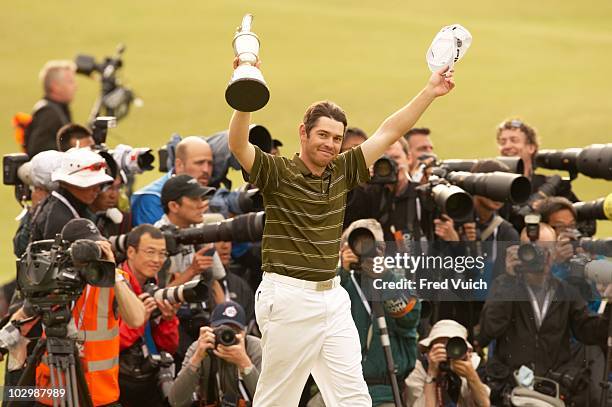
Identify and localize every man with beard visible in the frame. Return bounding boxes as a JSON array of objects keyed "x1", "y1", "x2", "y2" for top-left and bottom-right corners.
[{"x1": 227, "y1": 55, "x2": 455, "y2": 406}]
